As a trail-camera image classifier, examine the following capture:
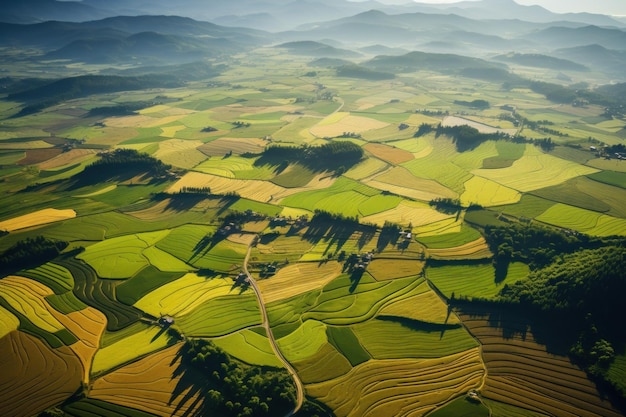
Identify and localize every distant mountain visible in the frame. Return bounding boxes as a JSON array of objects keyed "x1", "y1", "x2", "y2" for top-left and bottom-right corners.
[
  {"x1": 0, "y1": 0, "x2": 109, "y2": 23},
  {"x1": 0, "y1": 15, "x2": 270, "y2": 63},
  {"x1": 274, "y1": 41, "x2": 361, "y2": 58},
  {"x1": 524, "y1": 26, "x2": 626, "y2": 51},
  {"x1": 554, "y1": 44, "x2": 626, "y2": 77},
  {"x1": 492, "y1": 52, "x2": 589, "y2": 72},
  {"x1": 417, "y1": 0, "x2": 624, "y2": 27},
  {"x1": 44, "y1": 32, "x2": 229, "y2": 64},
  {"x1": 363, "y1": 50, "x2": 506, "y2": 75}
]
